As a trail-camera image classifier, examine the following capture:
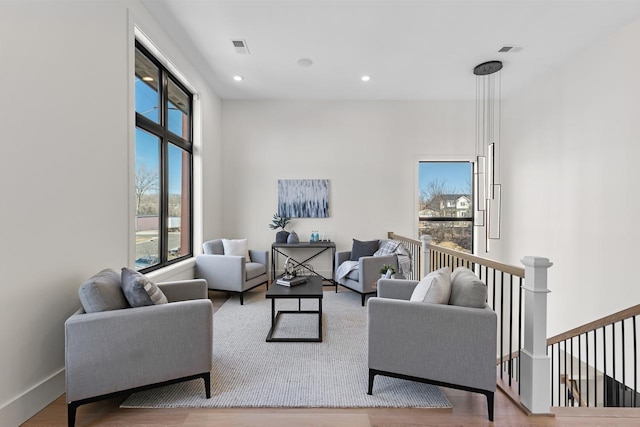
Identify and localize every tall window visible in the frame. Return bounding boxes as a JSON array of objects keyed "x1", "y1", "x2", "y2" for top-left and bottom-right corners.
[
  {"x1": 418, "y1": 162, "x2": 473, "y2": 253},
  {"x1": 134, "y1": 41, "x2": 193, "y2": 271}
]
